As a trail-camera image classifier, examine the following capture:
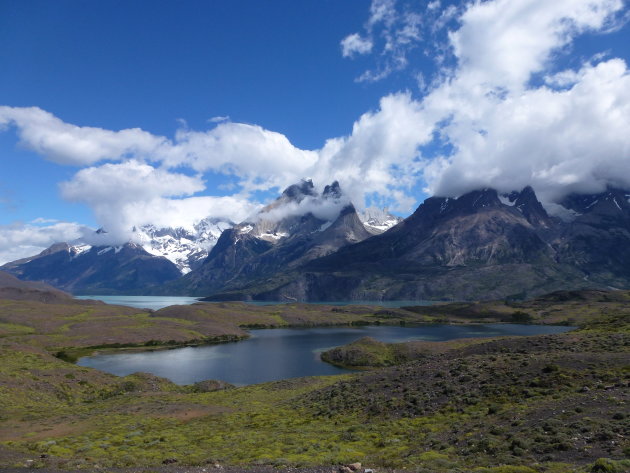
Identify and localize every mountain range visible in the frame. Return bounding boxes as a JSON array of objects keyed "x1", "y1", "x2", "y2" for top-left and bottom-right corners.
[
  {"x1": 2, "y1": 181, "x2": 630, "y2": 301},
  {"x1": 198, "y1": 185, "x2": 630, "y2": 301},
  {"x1": 0, "y1": 180, "x2": 401, "y2": 296}
]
